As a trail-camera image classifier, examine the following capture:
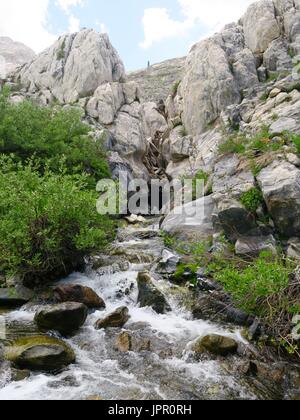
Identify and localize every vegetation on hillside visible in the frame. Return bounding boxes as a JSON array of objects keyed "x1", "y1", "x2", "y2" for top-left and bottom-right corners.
[{"x1": 0, "y1": 89, "x2": 115, "y2": 285}]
